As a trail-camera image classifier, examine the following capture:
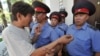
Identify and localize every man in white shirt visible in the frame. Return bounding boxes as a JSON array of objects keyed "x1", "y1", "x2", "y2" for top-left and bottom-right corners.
[{"x1": 2, "y1": 1, "x2": 73, "y2": 56}]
